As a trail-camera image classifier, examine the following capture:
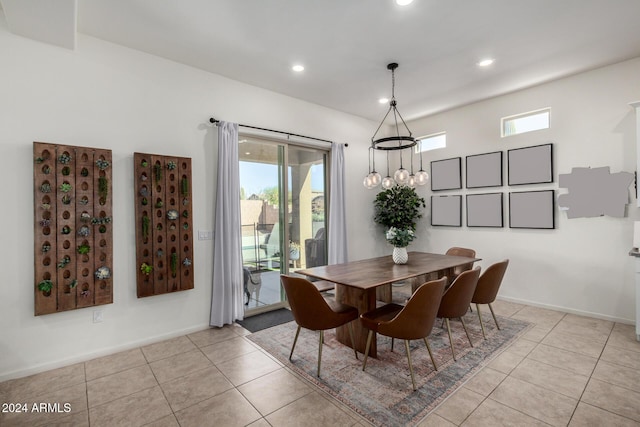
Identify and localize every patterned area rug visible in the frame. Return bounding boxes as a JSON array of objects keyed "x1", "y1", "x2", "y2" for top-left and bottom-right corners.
[{"x1": 248, "y1": 310, "x2": 531, "y2": 426}]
